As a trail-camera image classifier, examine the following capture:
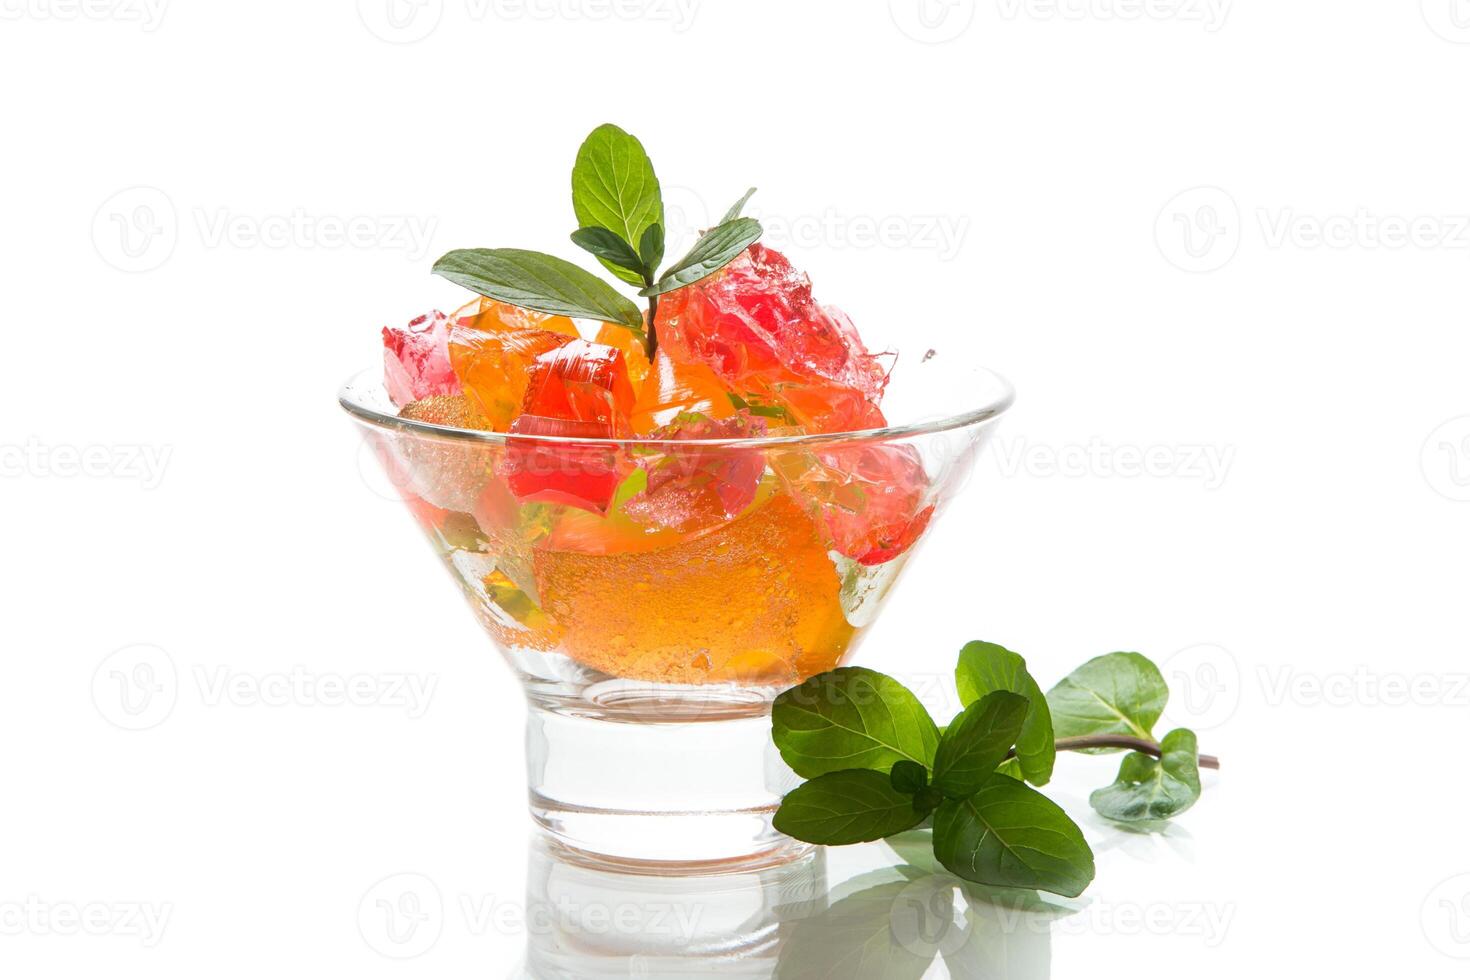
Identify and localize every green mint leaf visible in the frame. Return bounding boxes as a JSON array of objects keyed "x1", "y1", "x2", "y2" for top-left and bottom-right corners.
[
  {"x1": 1046, "y1": 652, "x2": 1168, "y2": 747},
  {"x1": 638, "y1": 222, "x2": 664, "y2": 277},
  {"x1": 1089, "y1": 728, "x2": 1202, "y2": 822},
  {"x1": 932, "y1": 774, "x2": 1096, "y2": 898},
  {"x1": 889, "y1": 759, "x2": 928, "y2": 795},
  {"x1": 570, "y1": 227, "x2": 646, "y2": 281},
  {"x1": 995, "y1": 758, "x2": 1025, "y2": 781},
  {"x1": 571, "y1": 123, "x2": 663, "y2": 287},
  {"x1": 773, "y1": 769, "x2": 929, "y2": 845},
  {"x1": 931, "y1": 691, "x2": 1029, "y2": 800},
  {"x1": 772, "y1": 667, "x2": 941, "y2": 779},
  {"x1": 432, "y1": 248, "x2": 644, "y2": 329},
  {"x1": 640, "y1": 217, "x2": 762, "y2": 297},
  {"x1": 721, "y1": 187, "x2": 758, "y2": 223},
  {"x1": 955, "y1": 642, "x2": 1056, "y2": 786}
]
